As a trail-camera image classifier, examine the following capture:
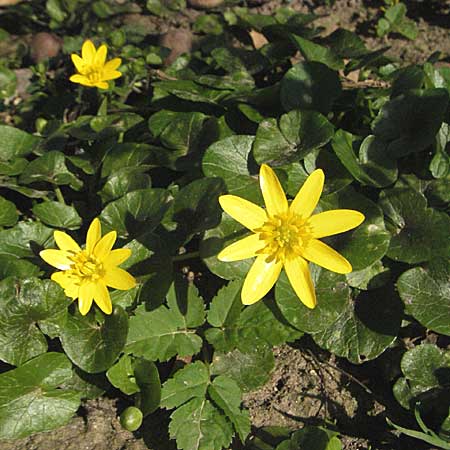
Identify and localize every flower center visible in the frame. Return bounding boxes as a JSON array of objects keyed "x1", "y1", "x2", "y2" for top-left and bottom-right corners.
[
  {"x1": 255, "y1": 212, "x2": 311, "y2": 263},
  {"x1": 85, "y1": 67, "x2": 102, "y2": 83},
  {"x1": 70, "y1": 251, "x2": 104, "y2": 282}
]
